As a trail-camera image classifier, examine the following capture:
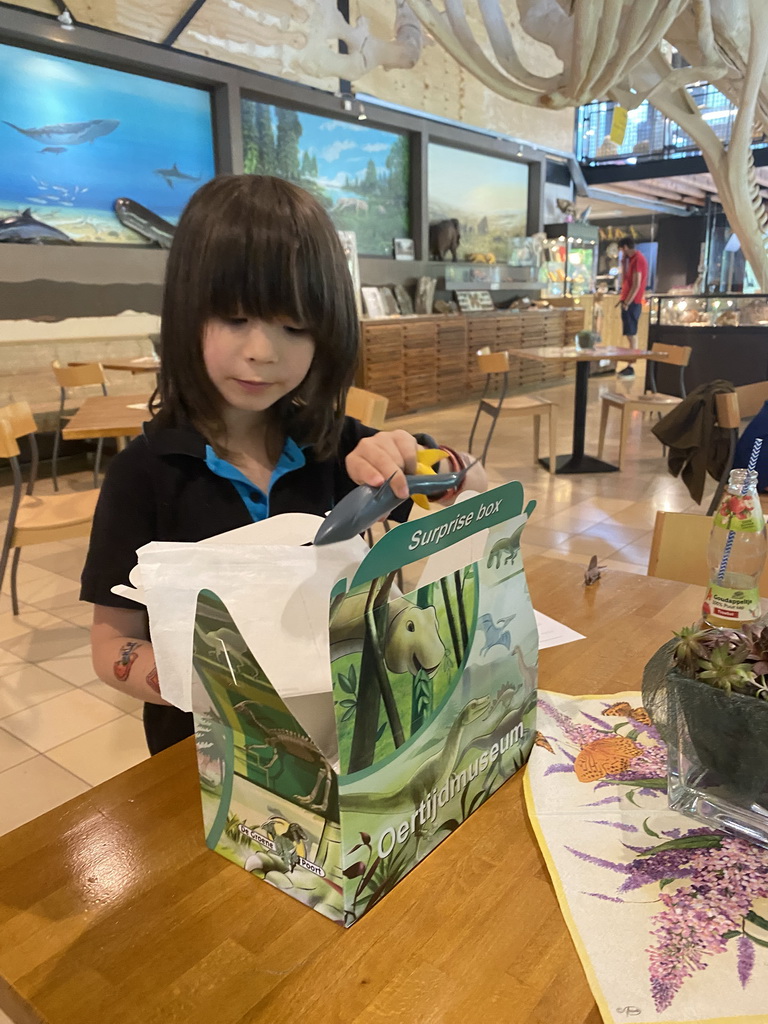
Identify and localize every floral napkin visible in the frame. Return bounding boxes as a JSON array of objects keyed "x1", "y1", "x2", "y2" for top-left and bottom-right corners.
[{"x1": 525, "y1": 690, "x2": 768, "y2": 1024}]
